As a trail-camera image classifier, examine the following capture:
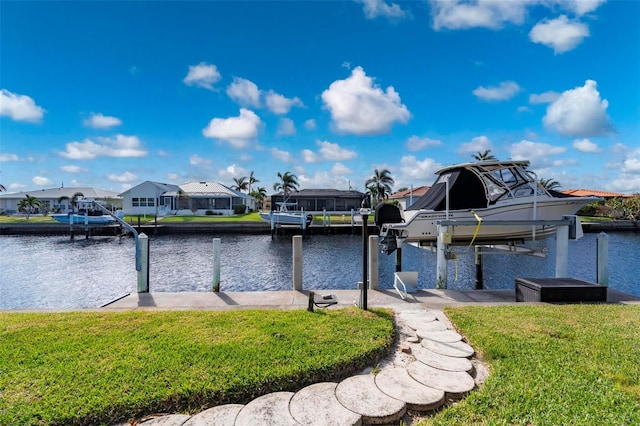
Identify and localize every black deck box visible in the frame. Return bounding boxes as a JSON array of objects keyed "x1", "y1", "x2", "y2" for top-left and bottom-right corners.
[{"x1": 515, "y1": 278, "x2": 608, "y2": 303}]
